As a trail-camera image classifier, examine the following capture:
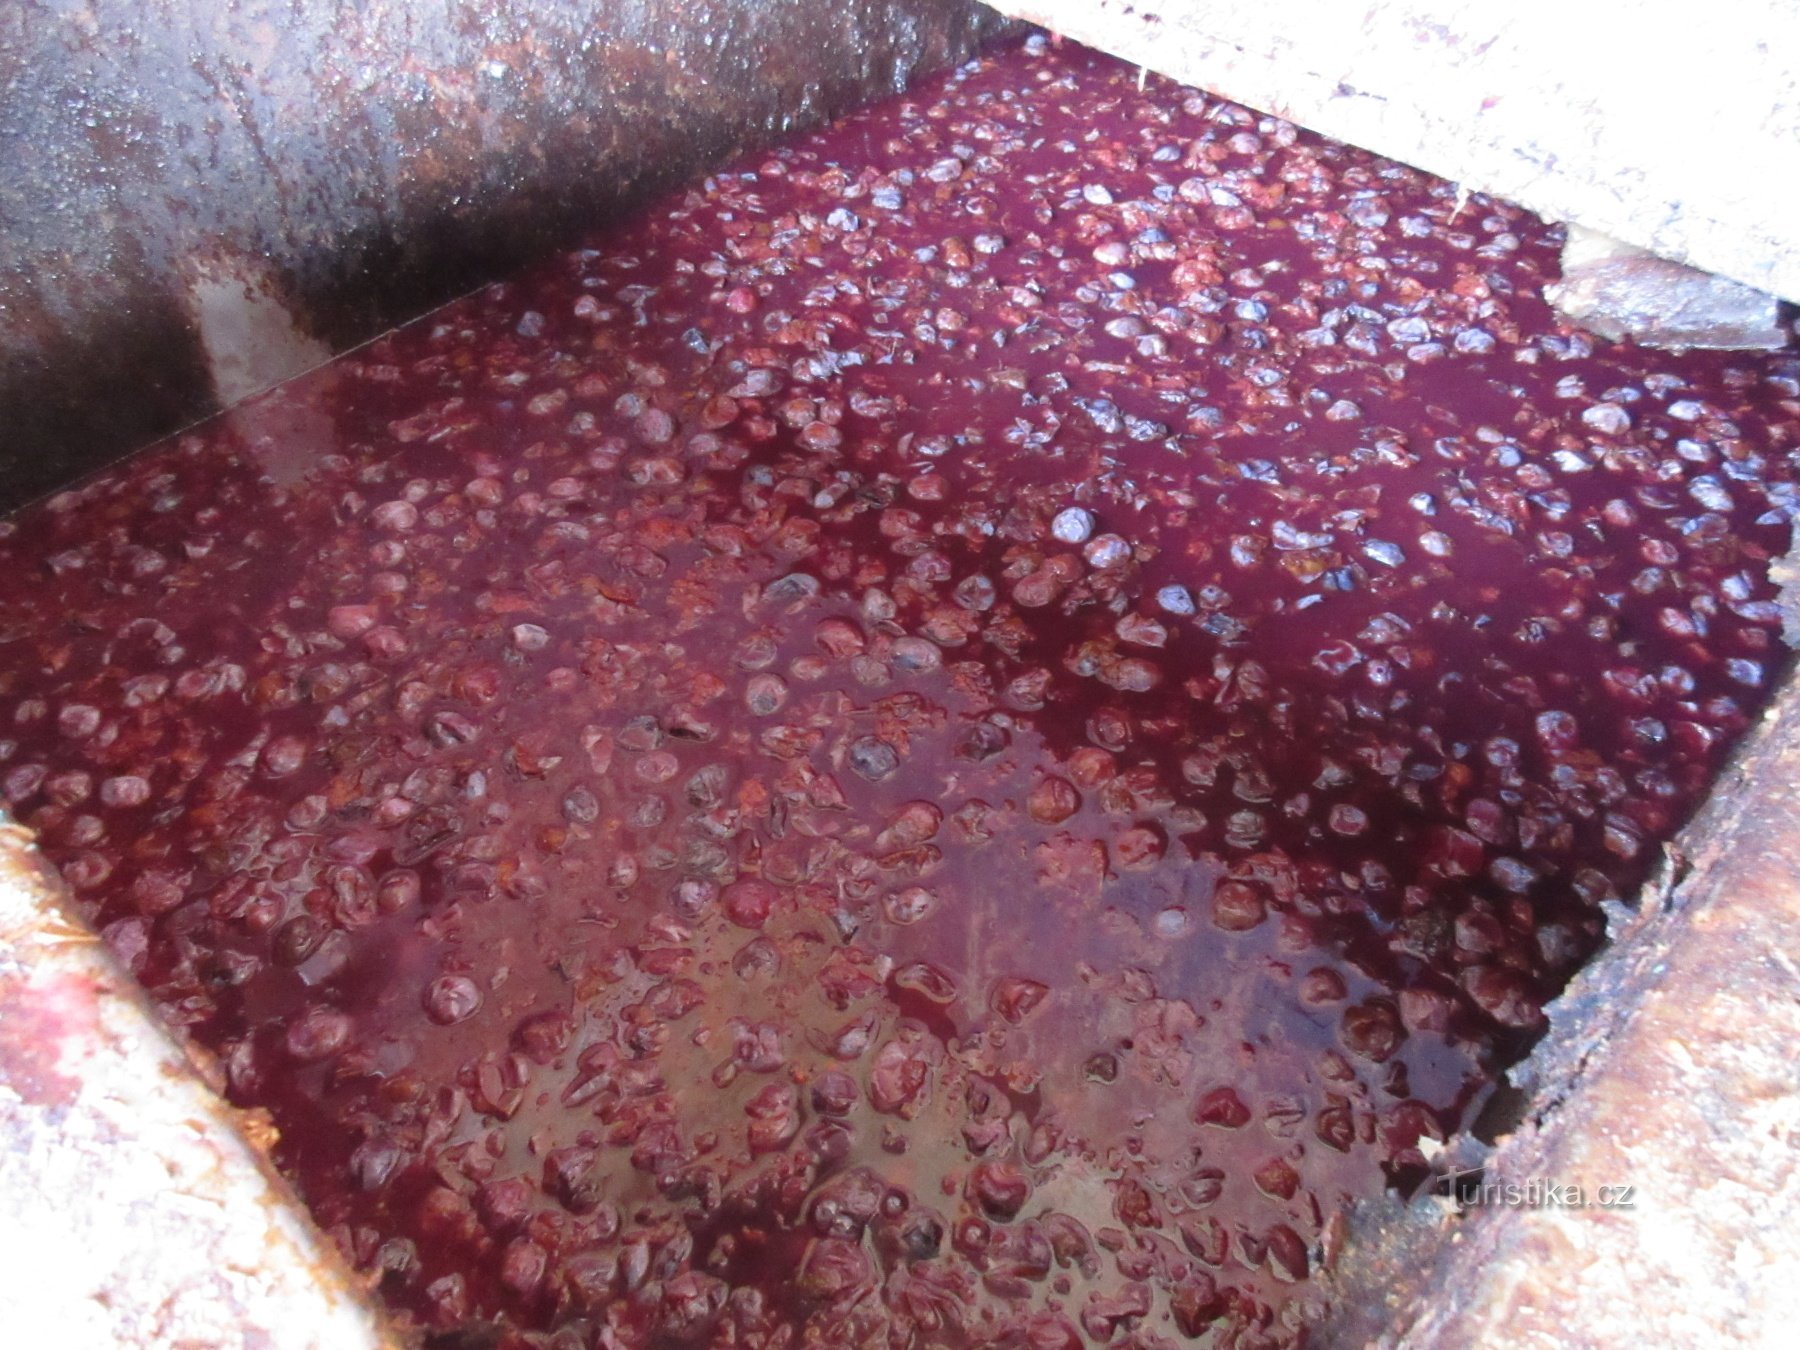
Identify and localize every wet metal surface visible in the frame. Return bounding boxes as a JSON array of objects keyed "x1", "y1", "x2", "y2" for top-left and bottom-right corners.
[{"x1": 0, "y1": 0, "x2": 1010, "y2": 510}]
